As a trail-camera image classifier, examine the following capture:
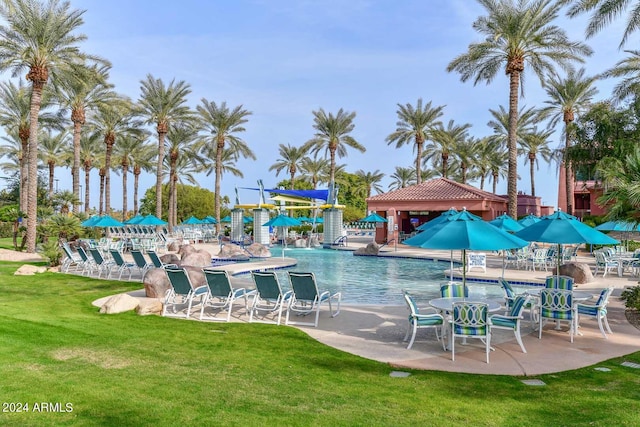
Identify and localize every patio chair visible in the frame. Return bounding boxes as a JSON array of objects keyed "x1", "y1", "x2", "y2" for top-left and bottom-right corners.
[
  {"x1": 199, "y1": 269, "x2": 255, "y2": 321},
  {"x1": 451, "y1": 302, "x2": 491, "y2": 363},
  {"x1": 131, "y1": 249, "x2": 152, "y2": 277},
  {"x1": 576, "y1": 287, "x2": 614, "y2": 339},
  {"x1": 76, "y1": 246, "x2": 94, "y2": 276},
  {"x1": 490, "y1": 295, "x2": 531, "y2": 353},
  {"x1": 88, "y1": 248, "x2": 114, "y2": 278},
  {"x1": 108, "y1": 249, "x2": 134, "y2": 280},
  {"x1": 593, "y1": 251, "x2": 619, "y2": 277},
  {"x1": 162, "y1": 267, "x2": 208, "y2": 318},
  {"x1": 545, "y1": 275, "x2": 574, "y2": 290},
  {"x1": 402, "y1": 290, "x2": 445, "y2": 350},
  {"x1": 527, "y1": 248, "x2": 550, "y2": 271},
  {"x1": 147, "y1": 250, "x2": 175, "y2": 269},
  {"x1": 60, "y1": 243, "x2": 81, "y2": 273},
  {"x1": 249, "y1": 271, "x2": 293, "y2": 325},
  {"x1": 499, "y1": 278, "x2": 536, "y2": 326},
  {"x1": 285, "y1": 272, "x2": 341, "y2": 327},
  {"x1": 538, "y1": 289, "x2": 576, "y2": 343},
  {"x1": 440, "y1": 283, "x2": 468, "y2": 298}
]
